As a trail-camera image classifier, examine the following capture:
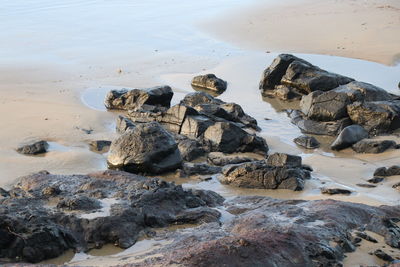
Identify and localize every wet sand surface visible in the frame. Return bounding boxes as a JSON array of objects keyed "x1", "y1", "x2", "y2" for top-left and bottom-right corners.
[{"x1": 1, "y1": 0, "x2": 400, "y2": 266}]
